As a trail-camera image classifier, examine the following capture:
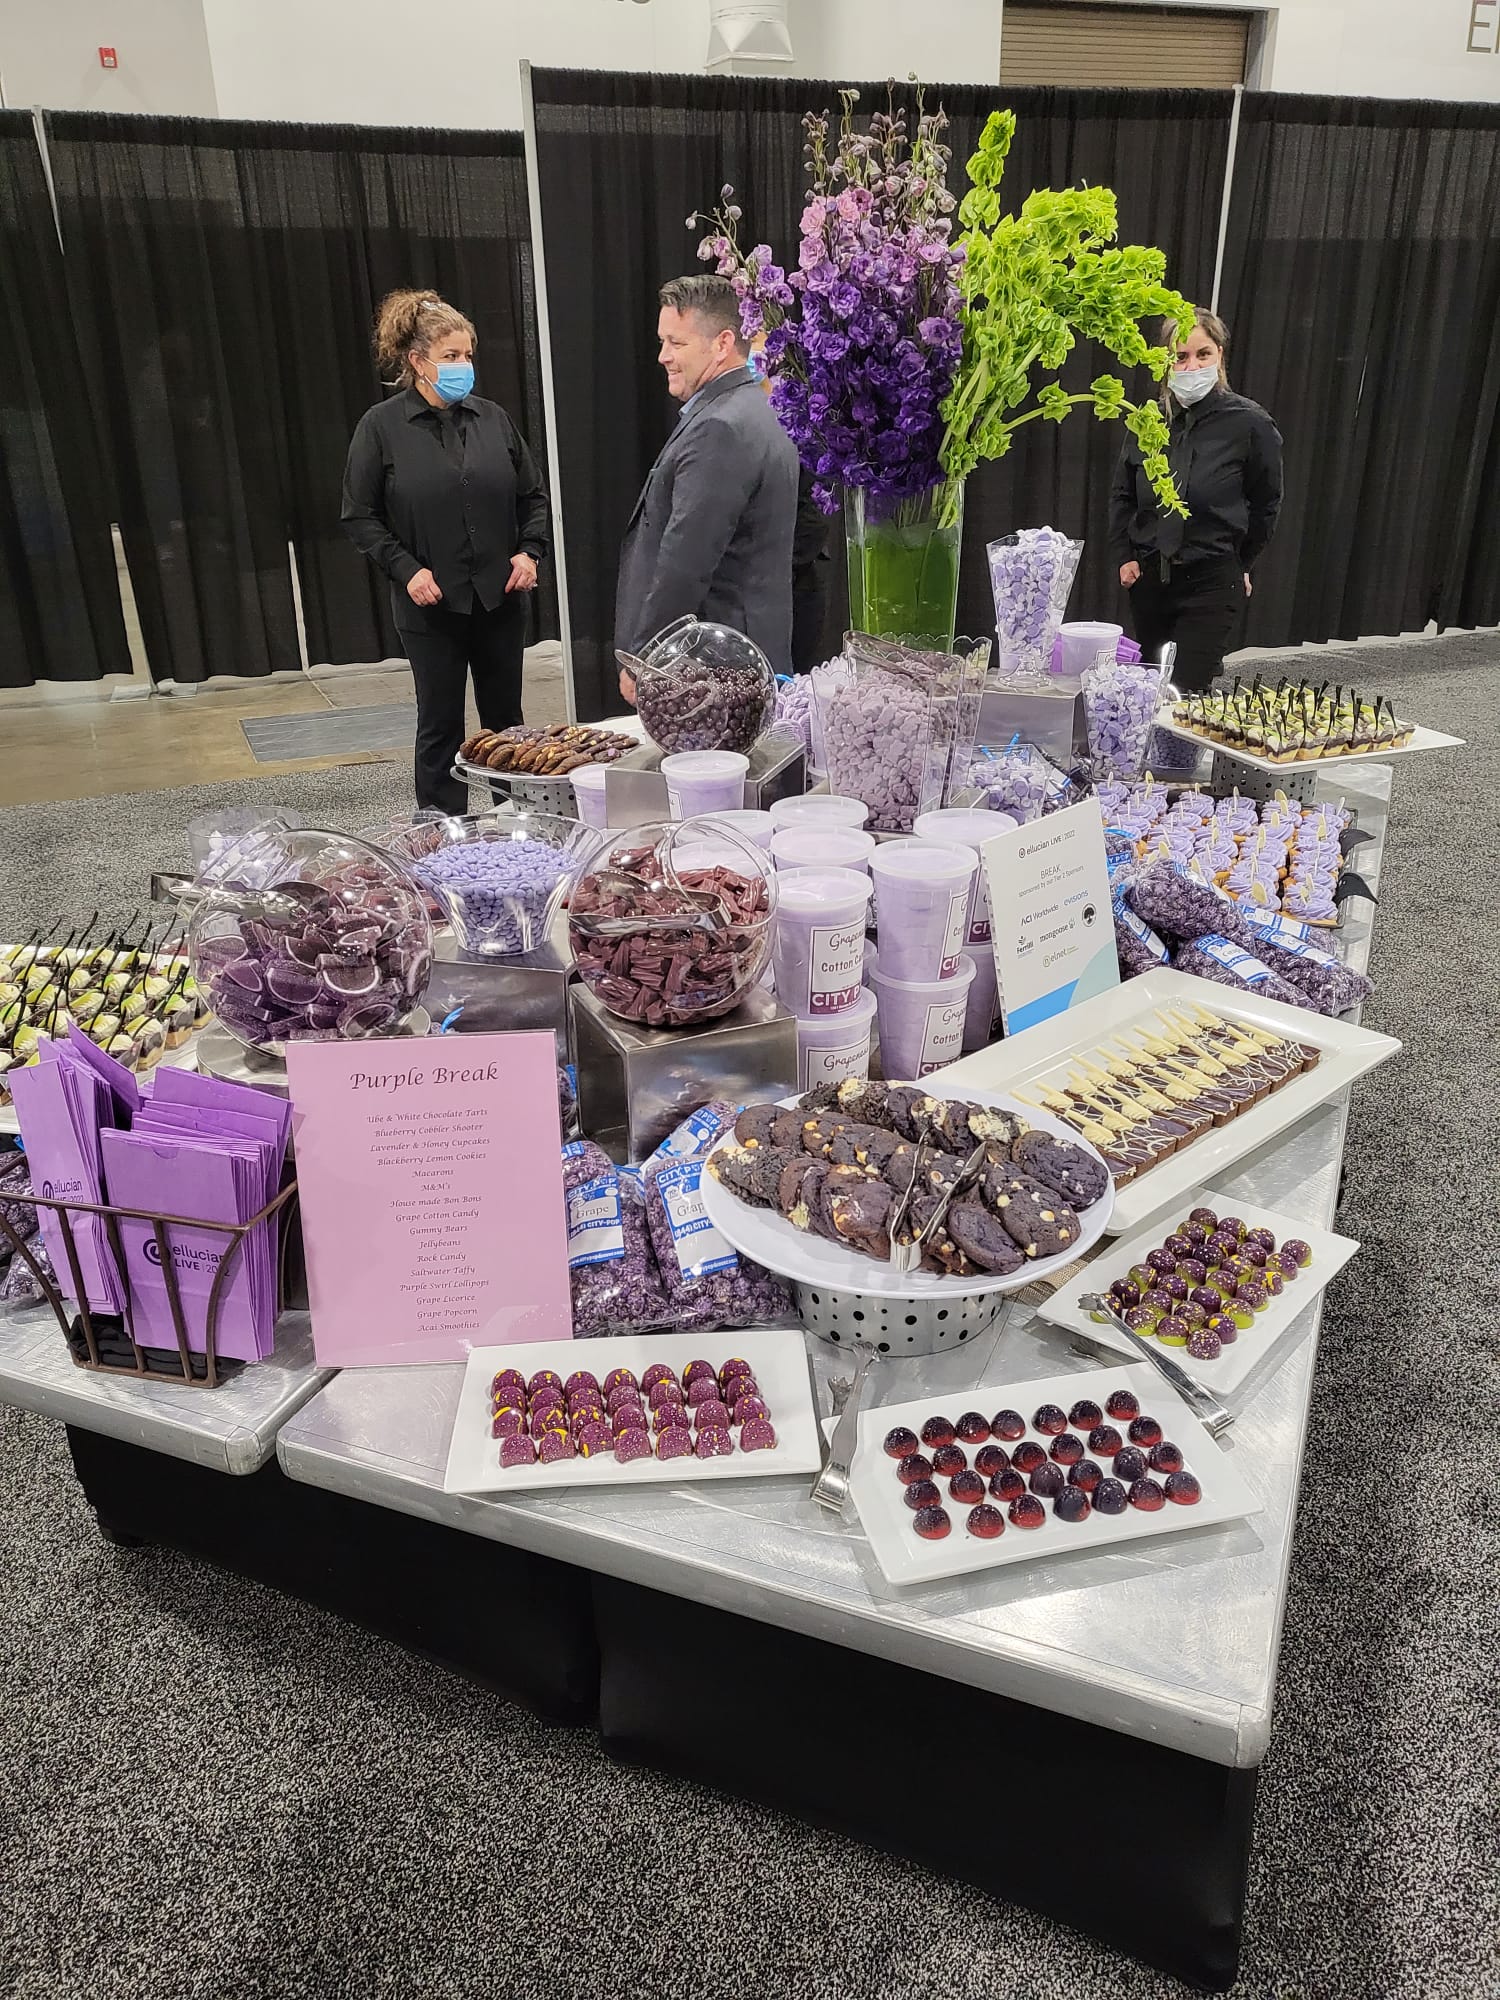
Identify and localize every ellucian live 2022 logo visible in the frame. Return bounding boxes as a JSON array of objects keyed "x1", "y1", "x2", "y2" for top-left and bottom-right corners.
[{"x1": 143, "y1": 1239, "x2": 219, "y2": 1272}]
